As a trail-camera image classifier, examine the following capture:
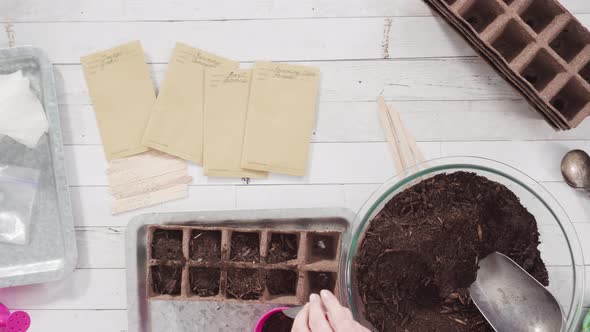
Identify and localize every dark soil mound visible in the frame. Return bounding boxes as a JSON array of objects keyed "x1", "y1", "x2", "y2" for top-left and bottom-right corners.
[{"x1": 356, "y1": 172, "x2": 548, "y2": 332}]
